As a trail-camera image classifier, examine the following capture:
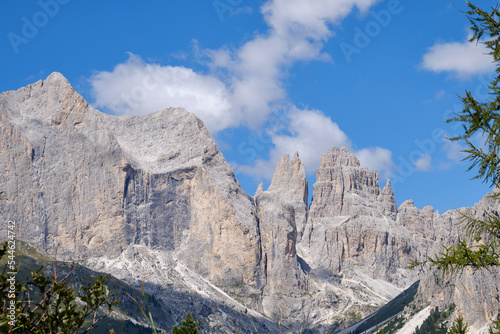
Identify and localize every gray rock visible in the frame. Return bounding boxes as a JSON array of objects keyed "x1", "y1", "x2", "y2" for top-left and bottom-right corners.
[
  {"x1": 255, "y1": 152, "x2": 309, "y2": 318},
  {"x1": 0, "y1": 72, "x2": 262, "y2": 288},
  {"x1": 1, "y1": 73, "x2": 499, "y2": 332}
]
